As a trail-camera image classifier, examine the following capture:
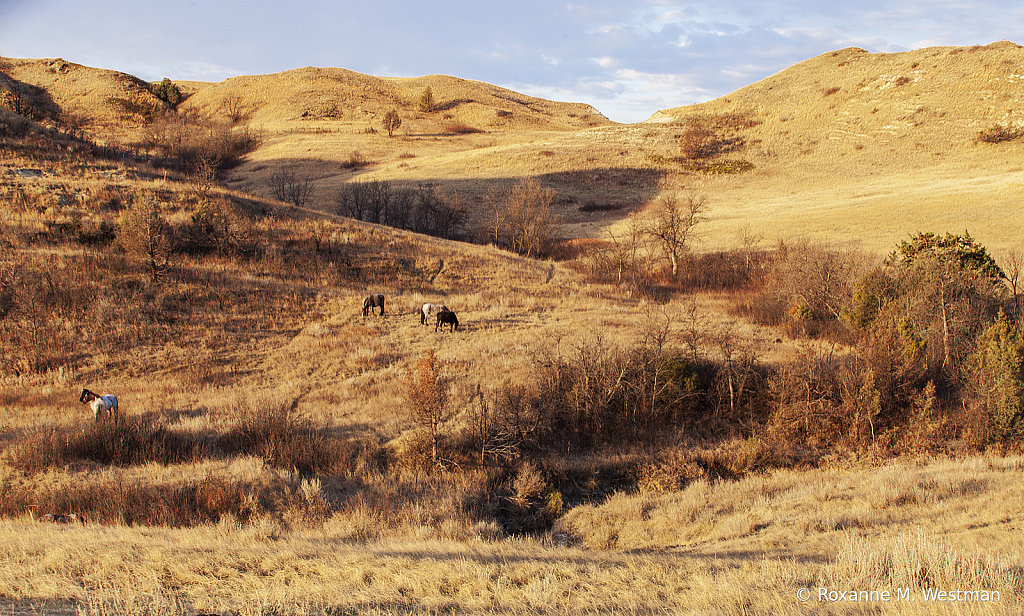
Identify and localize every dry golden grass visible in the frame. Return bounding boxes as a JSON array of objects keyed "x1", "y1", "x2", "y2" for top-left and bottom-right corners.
[
  {"x1": 2, "y1": 456, "x2": 1022, "y2": 614},
  {"x1": 8, "y1": 42, "x2": 1023, "y2": 253},
  {"x1": 4, "y1": 43, "x2": 1024, "y2": 616}
]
